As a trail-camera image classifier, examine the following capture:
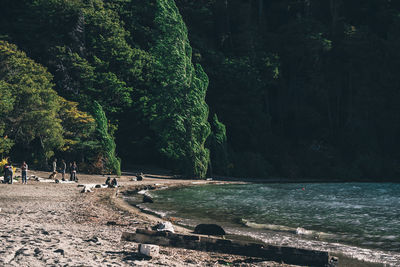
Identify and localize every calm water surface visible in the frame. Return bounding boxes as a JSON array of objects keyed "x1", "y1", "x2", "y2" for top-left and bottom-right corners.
[{"x1": 126, "y1": 183, "x2": 400, "y2": 265}]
